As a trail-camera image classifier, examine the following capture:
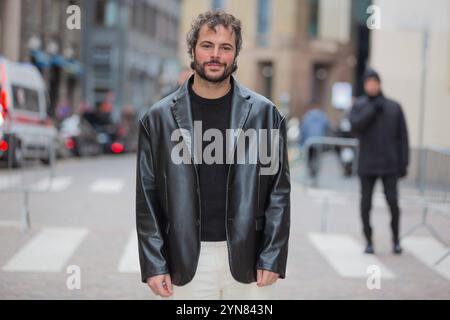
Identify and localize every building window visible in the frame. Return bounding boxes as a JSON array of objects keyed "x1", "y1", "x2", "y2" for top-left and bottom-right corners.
[
  {"x1": 308, "y1": 0, "x2": 319, "y2": 38},
  {"x1": 139, "y1": 2, "x2": 146, "y2": 33},
  {"x1": 211, "y1": 0, "x2": 224, "y2": 10},
  {"x1": 130, "y1": 0, "x2": 138, "y2": 30},
  {"x1": 95, "y1": 0, "x2": 117, "y2": 27},
  {"x1": 132, "y1": 0, "x2": 144, "y2": 32},
  {"x1": 149, "y1": 7, "x2": 157, "y2": 37},
  {"x1": 257, "y1": 0, "x2": 270, "y2": 46},
  {"x1": 95, "y1": 0, "x2": 106, "y2": 25},
  {"x1": 12, "y1": 86, "x2": 40, "y2": 113},
  {"x1": 144, "y1": 3, "x2": 151, "y2": 35}
]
